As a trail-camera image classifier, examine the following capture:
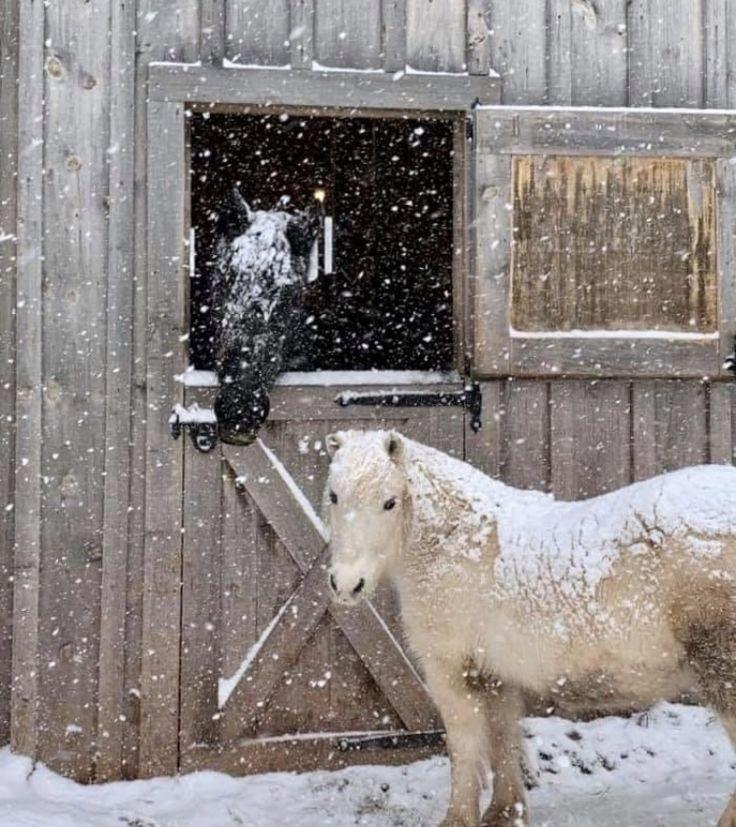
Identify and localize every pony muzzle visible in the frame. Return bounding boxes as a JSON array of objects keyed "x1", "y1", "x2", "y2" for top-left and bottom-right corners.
[{"x1": 328, "y1": 569, "x2": 369, "y2": 605}]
